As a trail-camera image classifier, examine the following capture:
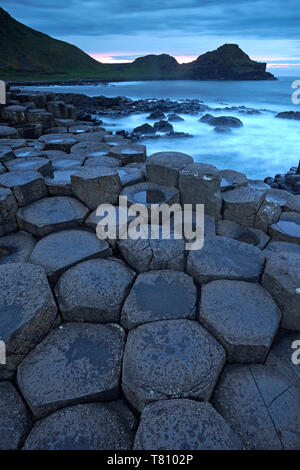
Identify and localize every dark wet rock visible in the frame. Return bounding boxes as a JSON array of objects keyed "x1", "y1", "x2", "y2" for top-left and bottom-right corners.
[
  {"x1": 47, "y1": 101, "x2": 76, "y2": 120},
  {"x1": 29, "y1": 229, "x2": 111, "y2": 285},
  {"x1": 109, "y1": 144, "x2": 146, "y2": 165},
  {"x1": 0, "y1": 126, "x2": 18, "y2": 138},
  {"x1": 71, "y1": 167, "x2": 121, "y2": 210},
  {"x1": 120, "y1": 181, "x2": 179, "y2": 209},
  {"x1": 0, "y1": 187, "x2": 18, "y2": 236},
  {"x1": 119, "y1": 224, "x2": 186, "y2": 273},
  {"x1": 187, "y1": 236, "x2": 265, "y2": 284},
  {"x1": 0, "y1": 262, "x2": 58, "y2": 375},
  {"x1": 1, "y1": 105, "x2": 27, "y2": 124},
  {"x1": 0, "y1": 381, "x2": 32, "y2": 450},
  {"x1": 133, "y1": 123, "x2": 156, "y2": 135},
  {"x1": 134, "y1": 400, "x2": 242, "y2": 450},
  {"x1": 121, "y1": 270, "x2": 197, "y2": 330},
  {"x1": 116, "y1": 167, "x2": 144, "y2": 187},
  {"x1": 220, "y1": 169, "x2": 247, "y2": 192},
  {"x1": 45, "y1": 169, "x2": 82, "y2": 196},
  {"x1": 17, "y1": 322, "x2": 125, "y2": 418},
  {"x1": 70, "y1": 141, "x2": 110, "y2": 156},
  {"x1": 27, "y1": 110, "x2": 54, "y2": 129},
  {"x1": 122, "y1": 320, "x2": 225, "y2": 413},
  {"x1": 200, "y1": 280, "x2": 280, "y2": 363},
  {"x1": 0, "y1": 231, "x2": 36, "y2": 265},
  {"x1": 5, "y1": 157, "x2": 52, "y2": 177},
  {"x1": 0, "y1": 170, "x2": 47, "y2": 207},
  {"x1": 269, "y1": 211, "x2": 300, "y2": 245},
  {"x1": 43, "y1": 135, "x2": 77, "y2": 152},
  {"x1": 0, "y1": 138, "x2": 25, "y2": 149},
  {"x1": 275, "y1": 111, "x2": 300, "y2": 121},
  {"x1": 223, "y1": 186, "x2": 266, "y2": 227},
  {"x1": 153, "y1": 120, "x2": 174, "y2": 133},
  {"x1": 146, "y1": 151, "x2": 193, "y2": 187},
  {"x1": 147, "y1": 111, "x2": 166, "y2": 120},
  {"x1": 0, "y1": 146, "x2": 14, "y2": 163},
  {"x1": 216, "y1": 219, "x2": 270, "y2": 249},
  {"x1": 200, "y1": 114, "x2": 243, "y2": 128},
  {"x1": 262, "y1": 251, "x2": 300, "y2": 331},
  {"x1": 23, "y1": 401, "x2": 136, "y2": 450},
  {"x1": 84, "y1": 156, "x2": 121, "y2": 168},
  {"x1": 179, "y1": 163, "x2": 222, "y2": 219},
  {"x1": 167, "y1": 113, "x2": 184, "y2": 122},
  {"x1": 55, "y1": 258, "x2": 135, "y2": 323},
  {"x1": 17, "y1": 196, "x2": 89, "y2": 238}
]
